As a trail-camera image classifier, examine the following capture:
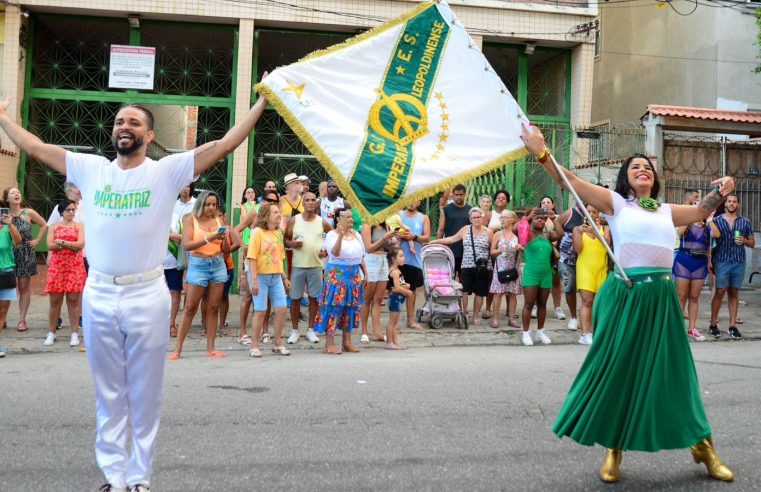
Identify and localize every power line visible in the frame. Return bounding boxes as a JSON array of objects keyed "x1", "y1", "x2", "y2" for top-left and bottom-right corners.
[{"x1": 600, "y1": 49, "x2": 758, "y2": 64}]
